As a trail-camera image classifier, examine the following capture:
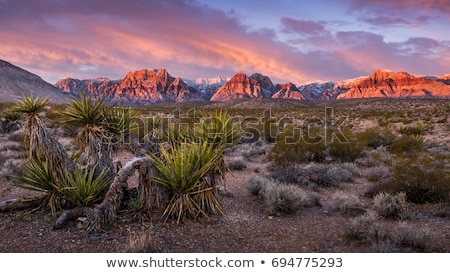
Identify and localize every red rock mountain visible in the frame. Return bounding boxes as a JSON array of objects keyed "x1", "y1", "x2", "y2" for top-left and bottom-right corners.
[
  {"x1": 210, "y1": 72, "x2": 263, "y2": 101},
  {"x1": 272, "y1": 83, "x2": 305, "y2": 100},
  {"x1": 337, "y1": 69, "x2": 450, "y2": 99},
  {"x1": 56, "y1": 68, "x2": 201, "y2": 104},
  {"x1": 0, "y1": 60, "x2": 70, "y2": 103}
]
